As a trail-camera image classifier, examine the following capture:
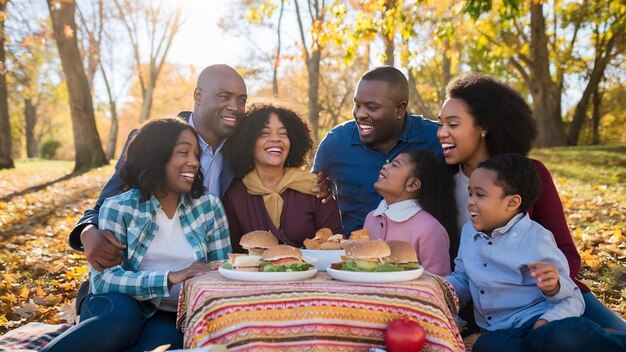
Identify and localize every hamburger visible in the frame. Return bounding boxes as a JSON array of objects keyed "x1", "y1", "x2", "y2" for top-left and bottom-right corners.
[
  {"x1": 260, "y1": 245, "x2": 315, "y2": 272},
  {"x1": 240, "y1": 230, "x2": 278, "y2": 255},
  {"x1": 387, "y1": 240, "x2": 420, "y2": 270},
  {"x1": 226, "y1": 253, "x2": 262, "y2": 272},
  {"x1": 336, "y1": 240, "x2": 402, "y2": 272}
]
